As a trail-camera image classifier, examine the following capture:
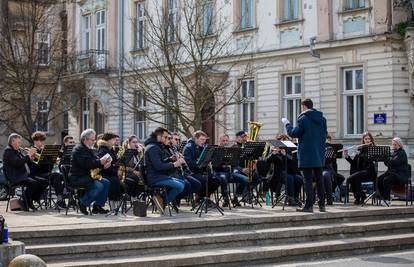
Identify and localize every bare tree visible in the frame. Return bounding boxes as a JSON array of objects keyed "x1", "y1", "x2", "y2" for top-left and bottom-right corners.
[
  {"x1": 0, "y1": 0, "x2": 72, "y2": 142},
  {"x1": 113, "y1": 0, "x2": 255, "y2": 138}
]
